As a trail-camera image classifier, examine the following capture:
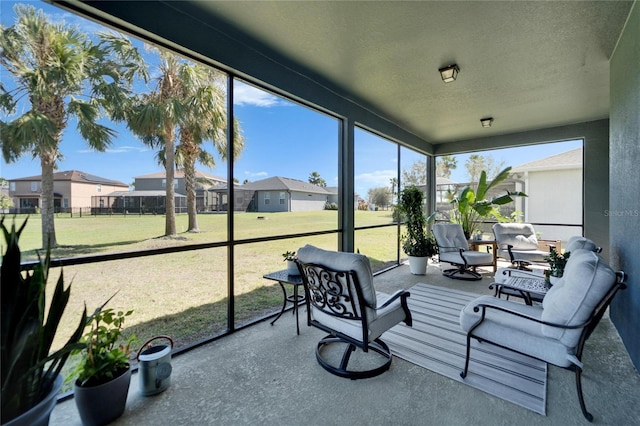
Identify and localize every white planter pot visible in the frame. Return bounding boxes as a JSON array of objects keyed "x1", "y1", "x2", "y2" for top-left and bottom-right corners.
[
  {"x1": 408, "y1": 256, "x2": 428, "y2": 275},
  {"x1": 286, "y1": 260, "x2": 299, "y2": 276}
]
